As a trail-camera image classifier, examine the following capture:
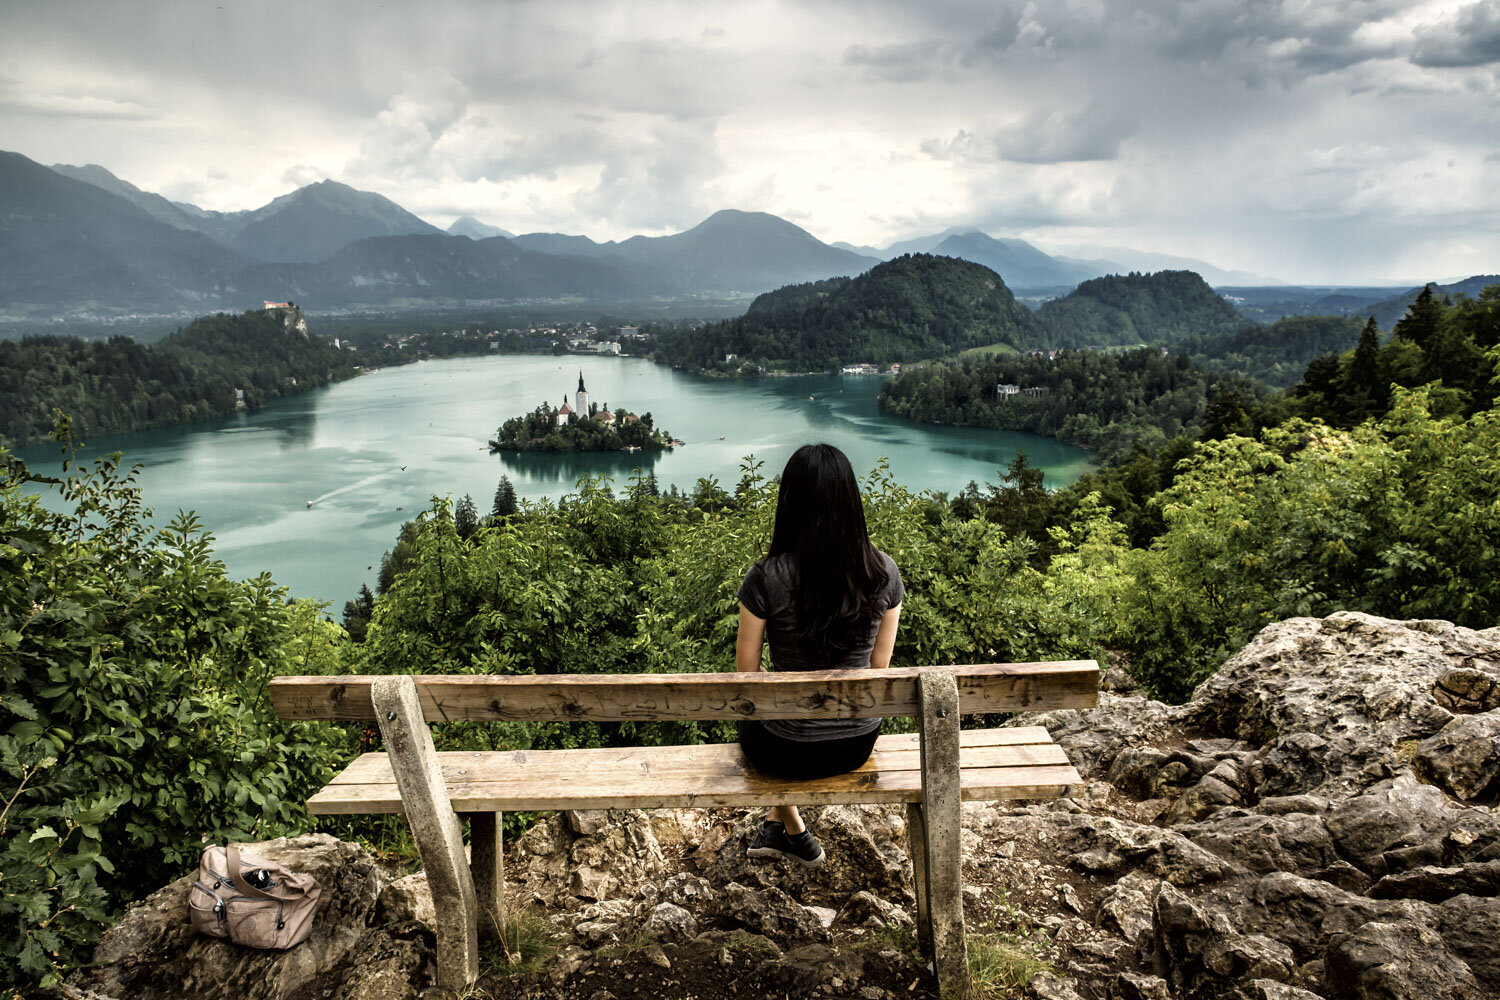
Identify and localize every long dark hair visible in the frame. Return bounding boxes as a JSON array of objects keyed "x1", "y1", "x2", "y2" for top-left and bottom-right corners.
[{"x1": 764, "y1": 443, "x2": 890, "y2": 659}]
